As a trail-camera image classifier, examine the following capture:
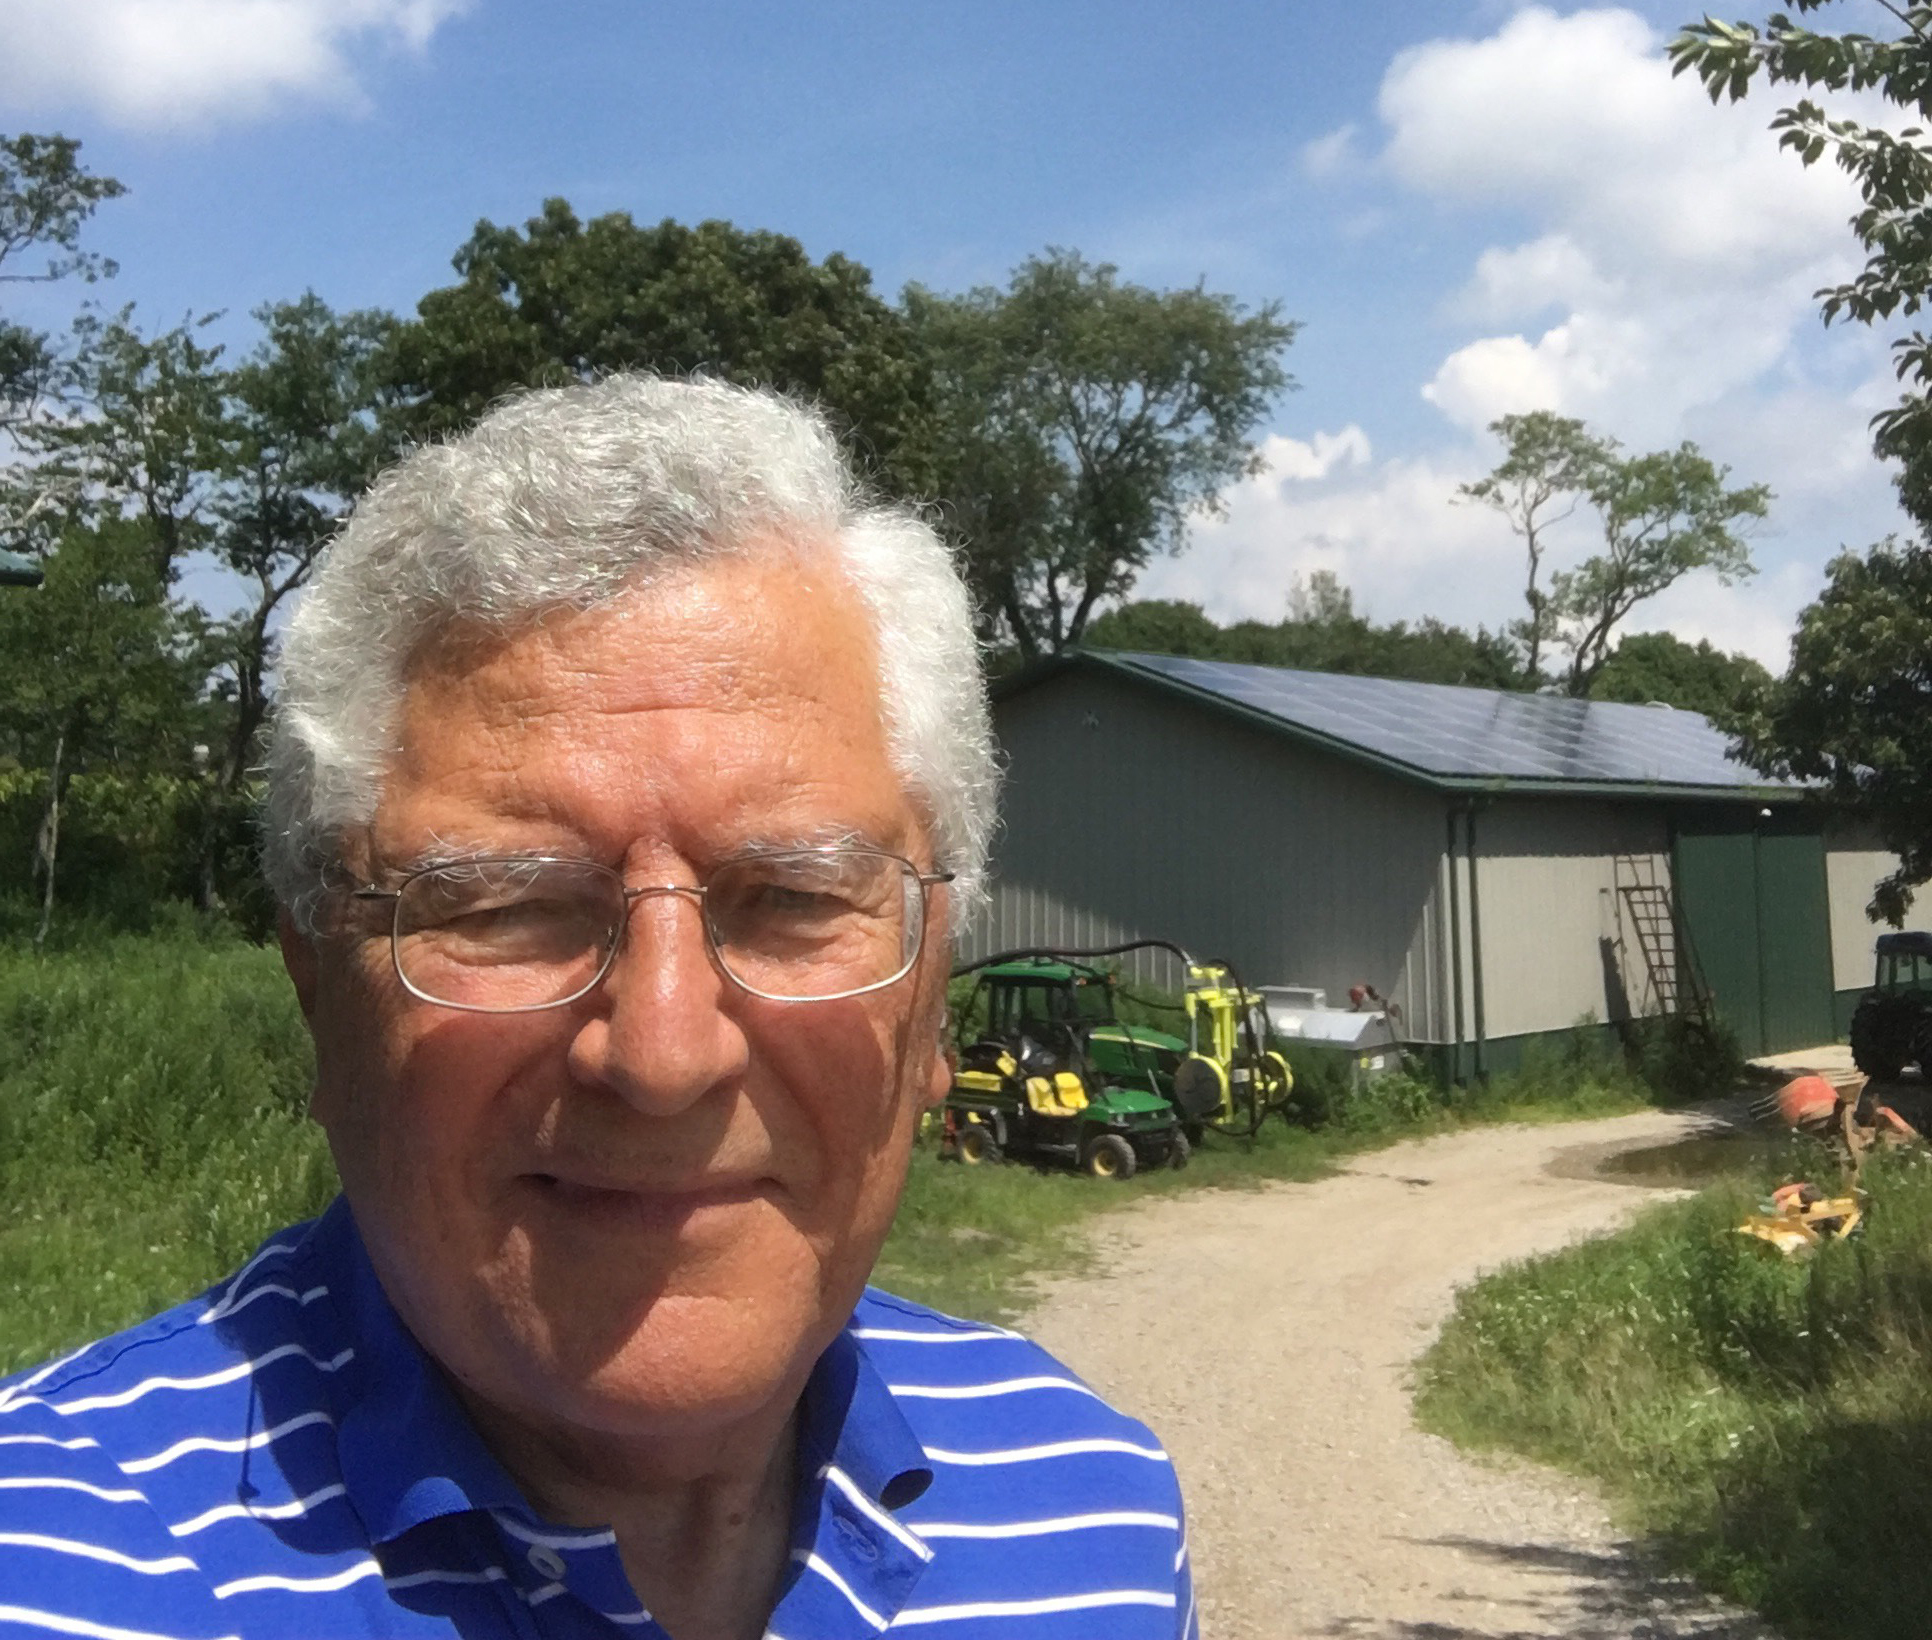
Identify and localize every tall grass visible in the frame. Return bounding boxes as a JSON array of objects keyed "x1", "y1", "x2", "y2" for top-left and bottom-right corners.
[
  {"x1": 0, "y1": 916, "x2": 334, "y2": 1374},
  {"x1": 1416, "y1": 1147, "x2": 1932, "y2": 1638}
]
